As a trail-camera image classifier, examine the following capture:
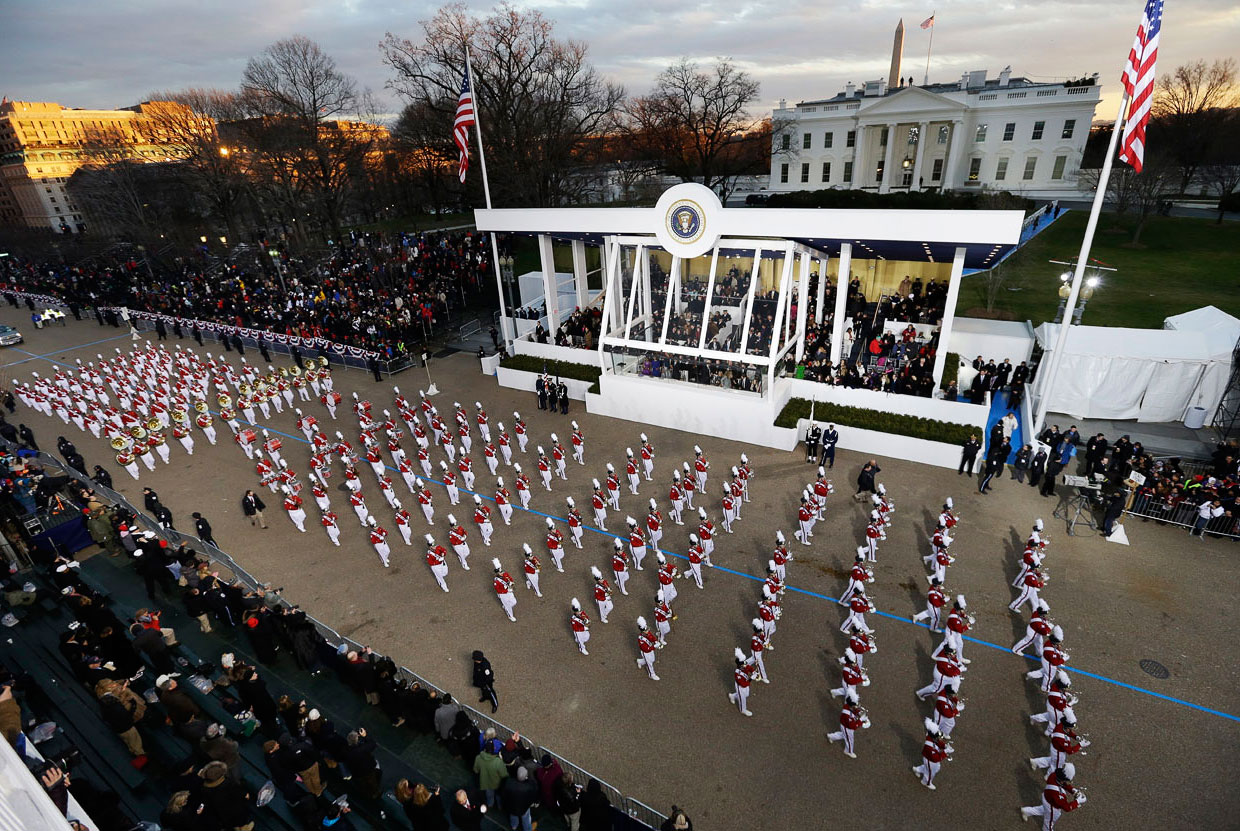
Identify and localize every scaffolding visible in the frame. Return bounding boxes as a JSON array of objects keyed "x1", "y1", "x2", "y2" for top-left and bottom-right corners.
[{"x1": 1210, "y1": 333, "x2": 1240, "y2": 440}]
